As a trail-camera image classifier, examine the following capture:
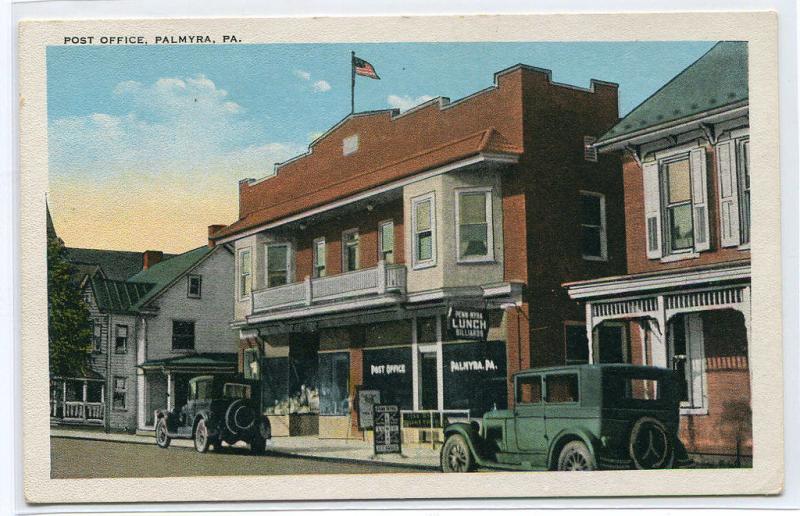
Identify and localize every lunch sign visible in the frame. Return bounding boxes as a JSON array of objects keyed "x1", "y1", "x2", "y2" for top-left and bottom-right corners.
[{"x1": 446, "y1": 306, "x2": 489, "y2": 341}]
